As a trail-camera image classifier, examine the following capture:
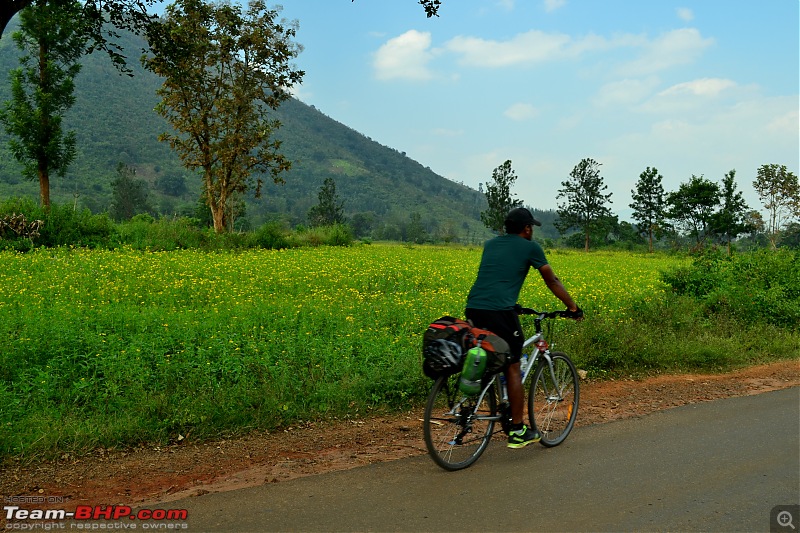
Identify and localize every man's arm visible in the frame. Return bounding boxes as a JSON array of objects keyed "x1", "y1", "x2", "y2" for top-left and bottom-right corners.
[{"x1": 538, "y1": 264, "x2": 579, "y2": 312}]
